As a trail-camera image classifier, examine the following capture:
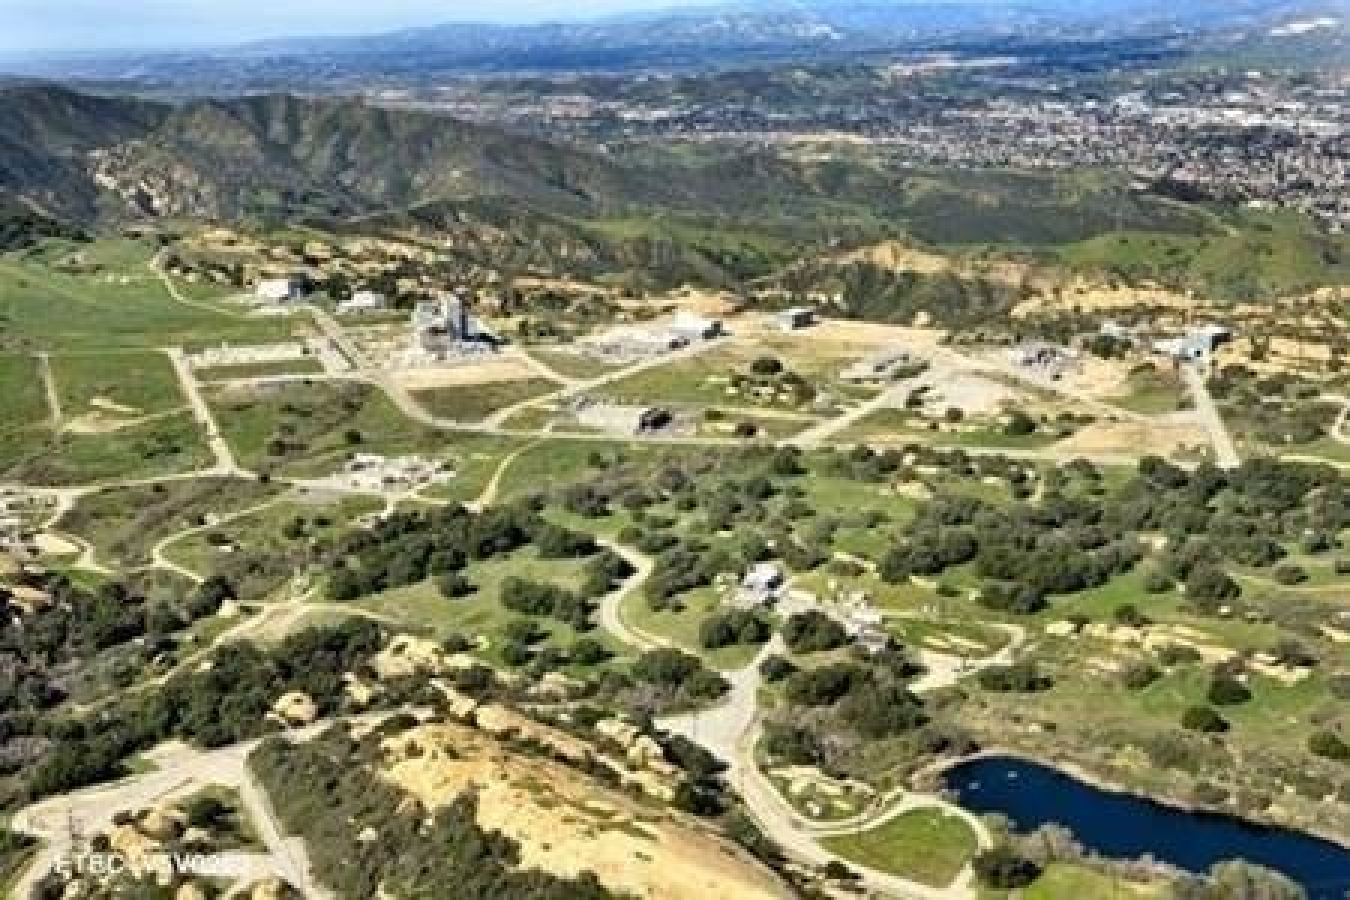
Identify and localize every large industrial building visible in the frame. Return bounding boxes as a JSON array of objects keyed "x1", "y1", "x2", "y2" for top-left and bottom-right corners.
[{"x1": 409, "y1": 291, "x2": 498, "y2": 361}]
